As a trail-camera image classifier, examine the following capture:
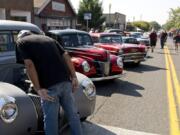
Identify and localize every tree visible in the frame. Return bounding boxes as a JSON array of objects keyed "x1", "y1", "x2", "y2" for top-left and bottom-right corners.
[
  {"x1": 132, "y1": 21, "x2": 150, "y2": 31},
  {"x1": 149, "y1": 21, "x2": 161, "y2": 31},
  {"x1": 163, "y1": 7, "x2": 180, "y2": 30},
  {"x1": 77, "y1": 0, "x2": 105, "y2": 31}
]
